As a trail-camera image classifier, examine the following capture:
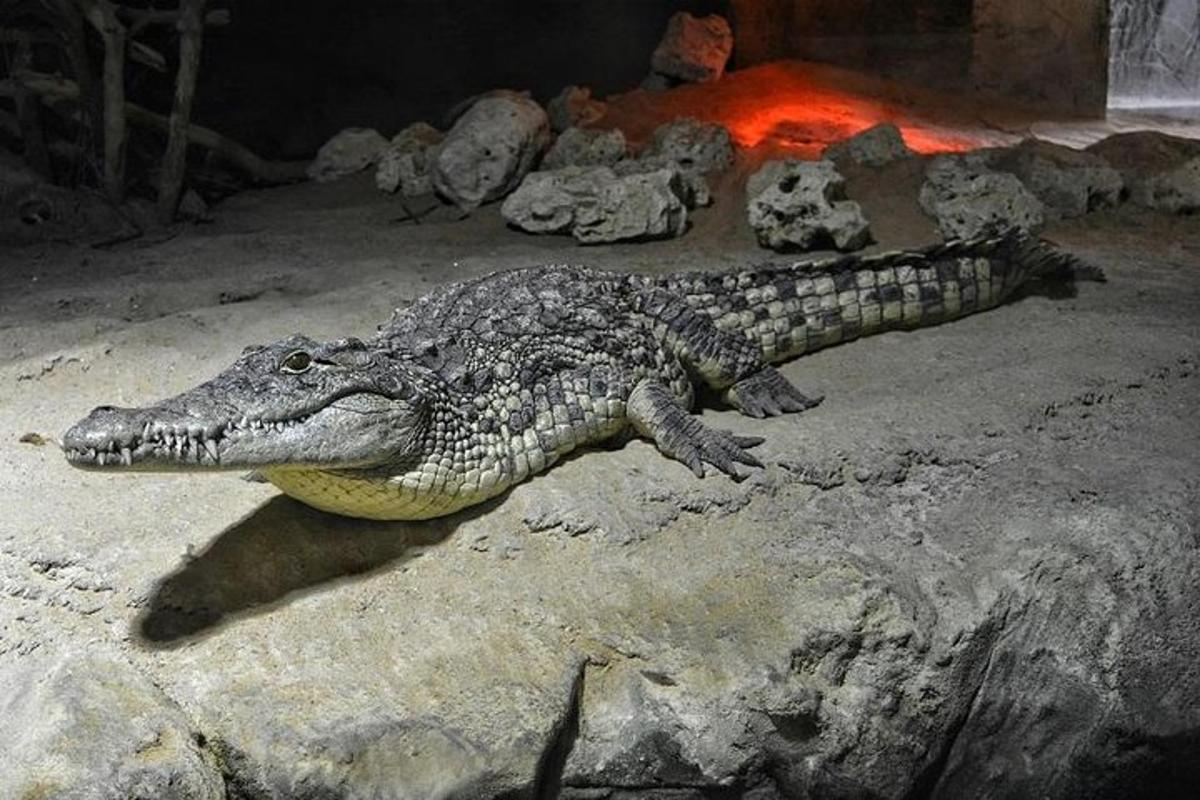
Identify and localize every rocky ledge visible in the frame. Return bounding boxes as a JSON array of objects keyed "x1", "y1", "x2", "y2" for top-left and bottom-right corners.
[{"x1": 1, "y1": 208, "x2": 1198, "y2": 798}]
